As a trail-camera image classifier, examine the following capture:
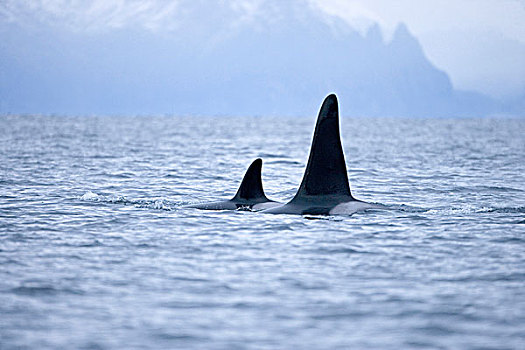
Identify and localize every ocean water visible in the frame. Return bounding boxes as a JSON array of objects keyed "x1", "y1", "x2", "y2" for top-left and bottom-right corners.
[{"x1": 1, "y1": 115, "x2": 524, "y2": 349}]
